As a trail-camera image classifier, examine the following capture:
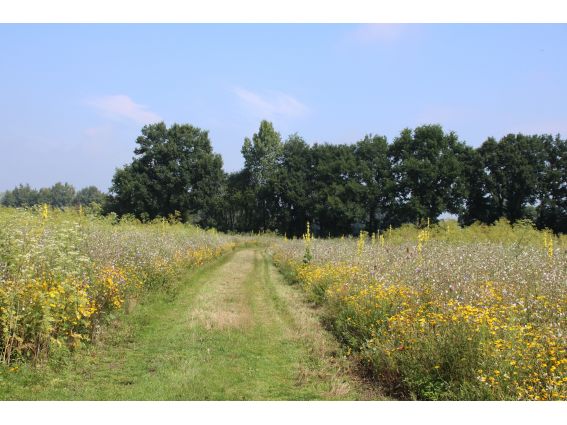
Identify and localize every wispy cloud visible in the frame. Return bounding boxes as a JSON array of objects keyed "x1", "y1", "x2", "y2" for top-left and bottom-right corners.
[
  {"x1": 348, "y1": 24, "x2": 408, "y2": 44},
  {"x1": 87, "y1": 95, "x2": 162, "y2": 125},
  {"x1": 233, "y1": 87, "x2": 309, "y2": 118}
]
